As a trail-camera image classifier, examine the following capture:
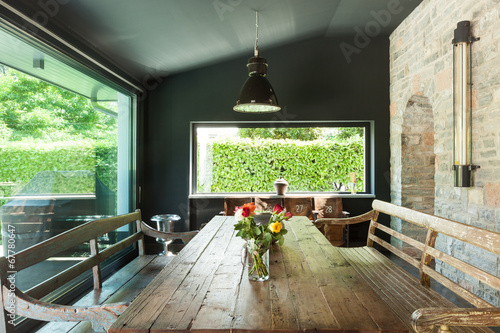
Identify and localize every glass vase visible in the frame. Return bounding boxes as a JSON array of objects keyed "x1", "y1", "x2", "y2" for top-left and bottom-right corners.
[{"x1": 242, "y1": 241, "x2": 269, "y2": 281}]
